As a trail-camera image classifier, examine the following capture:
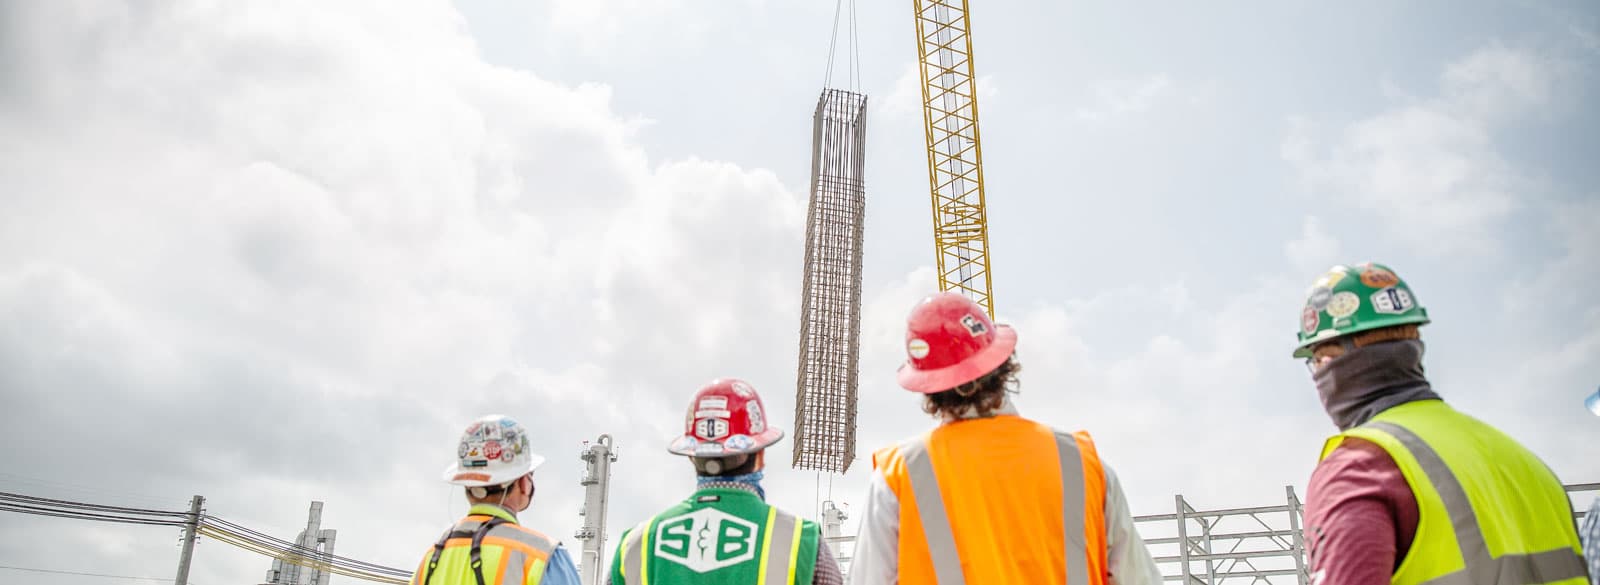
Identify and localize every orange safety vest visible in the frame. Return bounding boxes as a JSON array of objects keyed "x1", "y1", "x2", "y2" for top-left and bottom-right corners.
[{"x1": 873, "y1": 414, "x2": 1108, "y2": 585}]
